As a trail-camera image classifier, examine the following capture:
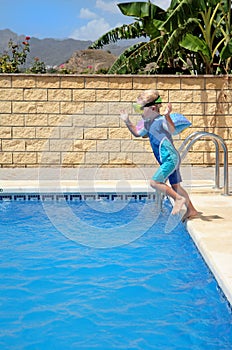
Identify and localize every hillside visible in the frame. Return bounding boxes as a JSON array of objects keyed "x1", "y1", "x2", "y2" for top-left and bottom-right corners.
[
  {"x1": 63, "y1": 49, "x2": 117, "y2": 73},
  {"x1": 0, "y1": 29, "x2": 125, "y2": 67}
]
